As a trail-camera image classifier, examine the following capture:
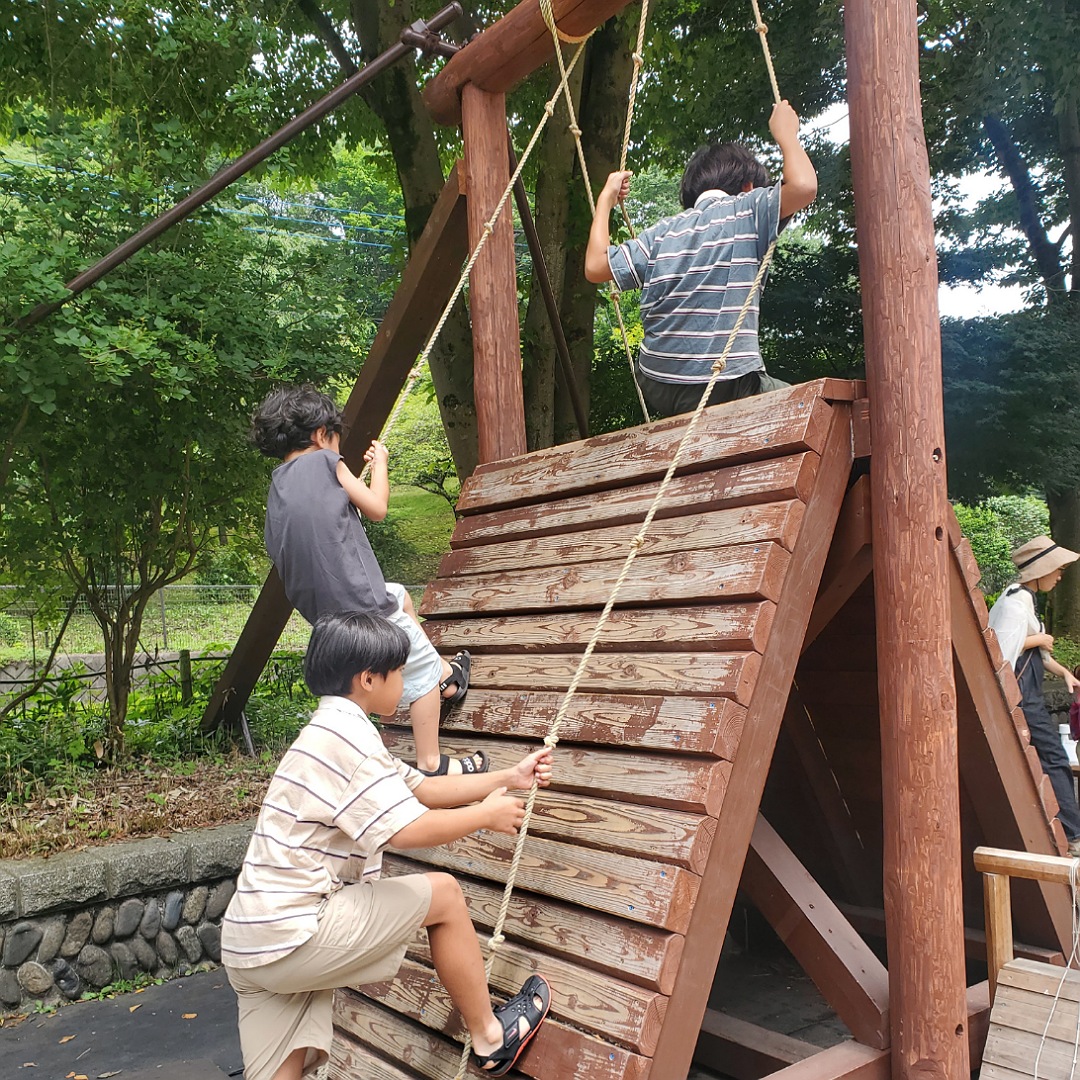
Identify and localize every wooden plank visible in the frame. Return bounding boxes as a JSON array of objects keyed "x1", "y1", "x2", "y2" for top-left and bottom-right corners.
[
  {"x1": 991, "y1": 979, "x2": 1080, "y2": 1040},
  {"x1": 646, "y1": 403, "x2": 854, "y2": 1080},
  {"x1": 423, "y1": 0, "x2": 633, "y2": 126},
  {"x1": 395, "y1": 829, "x2": 699, "y2": 932},
  {"x1": 451, "y1": 453, "x2": 819, "y2": 546},
  {"x1": 405, "y1": 930, "x2": 665, "y2": 1054},
  {"x1": 457, "y1": 384, "x2": 834, "y2": 513},
  {"x1": 334, "y1": 989, "x2": 651, "y2": 1080},
  {"x1": 764, "y1": 1041, "x2": 889, "y2": 1080},
  {"x1": 429, "y1": 650, "x2": 762, "y2": 703},
  {"x1": 782, "y1": 692, "x2": 880, "y2": 907},
  {"x1": 200, "y1": 164, "x2": 469, "y2": 732},
  {"x1": 384, "y1": 853, "x2": 684, "y2": 993},
  {"x1": 743, "y1": 816, "x2": 890, "y2": 1049},
  {"x1": 804, "y1": 477, "x2": 873, "y2": 651},
  {"x1": 415, "y1": 689, "x2": 745, "y2": 758},
  {"x1": 423, "y1": 602, "x2": 776, "y2": 656},
  {"x1": 822, "y1": 378, "x2": 868, "y2": 402},
  {"x1": 421, "y1": 543, "x2": 791, "y2": 617},
  {"x1": 974, "y1": 849, "x2": 1080, "y2": 888},
  {"x1": 693, "y1": 1010, "x2": 817, "y2": 1079},
  {"x1": 382, "y1": 728, "x2": 731, "y2": 814},
  {"x1": 463, "y1": 86, "x2": 526, "y2": 464},
  {"x1": 439, "y1": 503, "x2": 806, "y2": 577},
  {"x1": 331, "y1": 1029, "x2": 424, "y2": 1080},
  {"x1": 984, "y1": 873, "x2": 1014, "y2": 1002},
  {"x1": 983, "y1": 1021, "x2": 1080, "y2": 1077}
]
